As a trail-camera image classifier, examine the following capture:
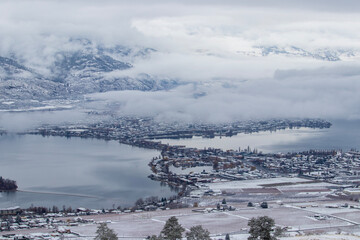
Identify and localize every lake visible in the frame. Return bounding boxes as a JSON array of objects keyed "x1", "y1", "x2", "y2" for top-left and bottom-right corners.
[
  {"x1": 0, "y1": 119, "x2": 359, "y2": 209},
  {"x1": 159, "y1": 120, "x2": 360, "y2": 153},
  {"x1": 0, "y1": 135, "x2": 173, "y2": 209}
]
